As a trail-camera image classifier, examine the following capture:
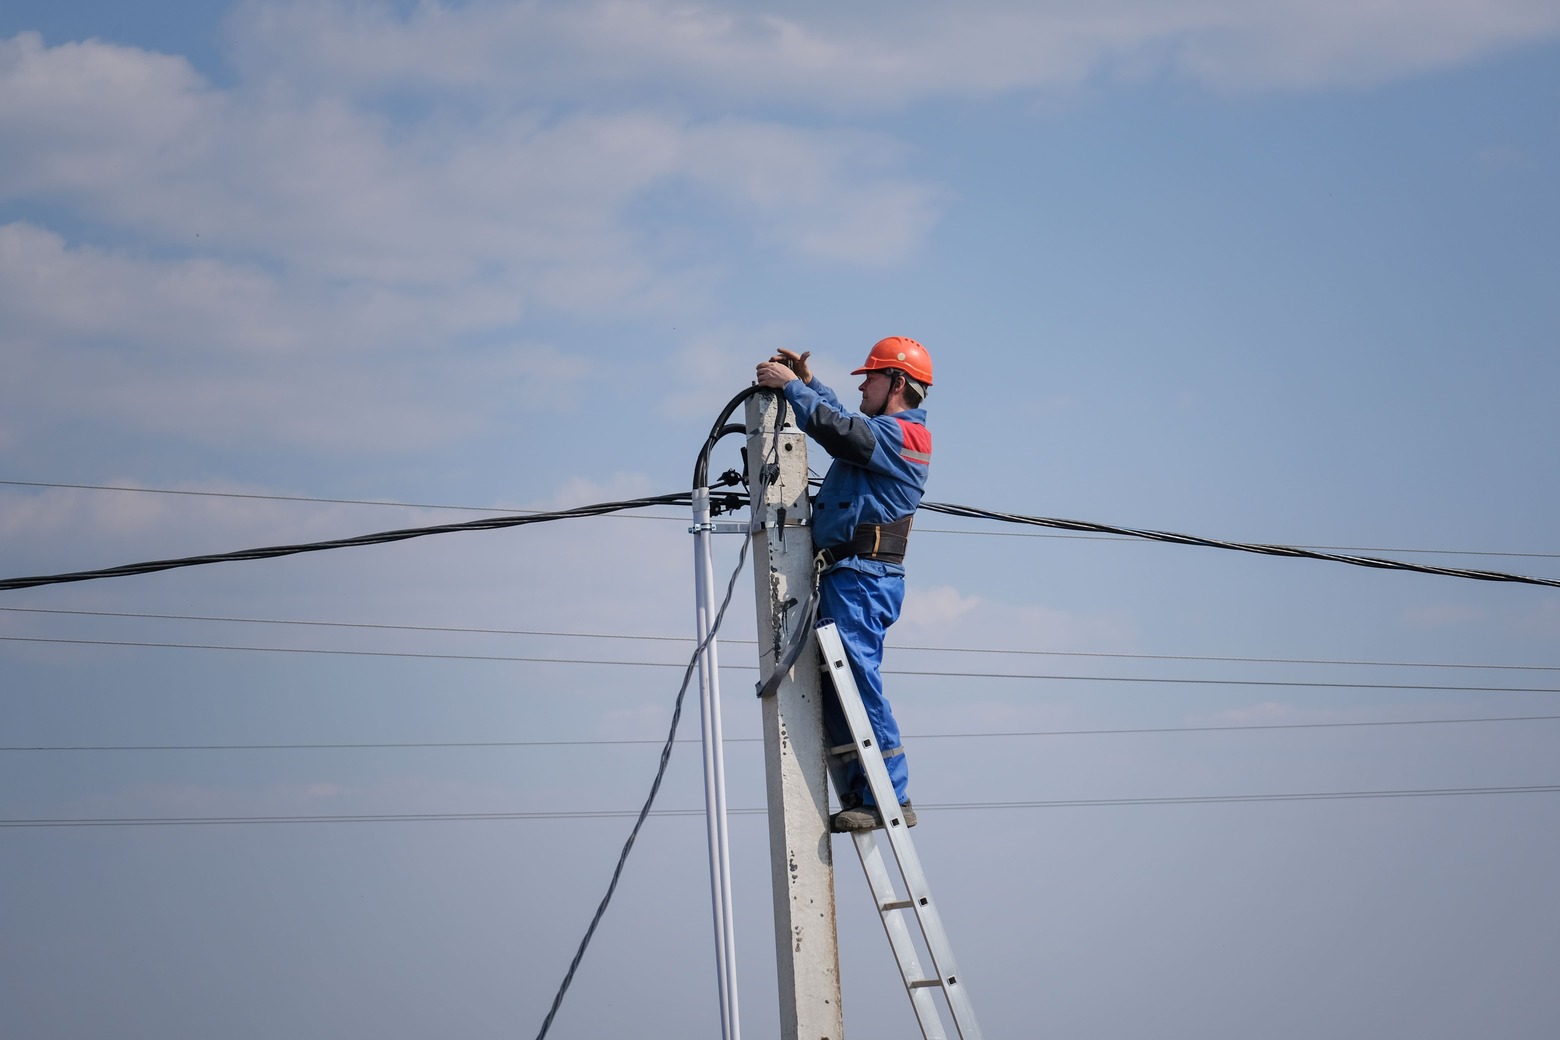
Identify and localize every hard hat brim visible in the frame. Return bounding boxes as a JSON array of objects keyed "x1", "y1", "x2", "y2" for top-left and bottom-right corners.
[{"x1": 852, "y1": 362, "x2": 932, "y2": 386}]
